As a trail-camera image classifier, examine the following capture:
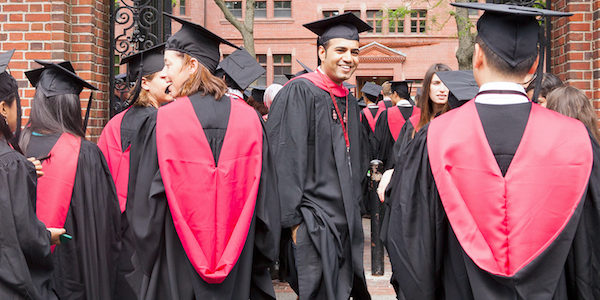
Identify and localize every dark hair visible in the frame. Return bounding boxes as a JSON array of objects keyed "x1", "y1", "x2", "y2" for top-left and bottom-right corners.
[
  {"x1": 546, "y1": 86, "x2": 600, "y2": 144},
  {"x1": 20, "y1": 90, "x2": 85, "y2": 151},
  {"x1": 417, "y1": 63, "x2": 452, "y2": 130},
  {"x1": 476, "y1": 35, "x2": 537, "y2": 78},
  {"x1": 0, "y1": 93, "x2": 22, "y2": 153},
  {"x1": 526, "y1": 73, "x2": 563, "y2": 97},
  {"x1": 177, "y1": 52, "x2": 228, "y2": 99},
  {"x1": 246, "y1": 96, "x2": 268, "y2": 115}
]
